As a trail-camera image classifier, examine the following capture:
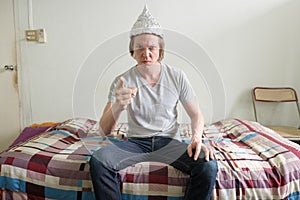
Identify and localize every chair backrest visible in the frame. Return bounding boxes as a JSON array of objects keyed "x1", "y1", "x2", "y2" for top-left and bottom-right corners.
[
  {"x1": 253, "y1": 87, "x2": 298, "y2": 102},
  {"x1": 252, "y1": 87, "x2": 300, "y2": 123}
]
